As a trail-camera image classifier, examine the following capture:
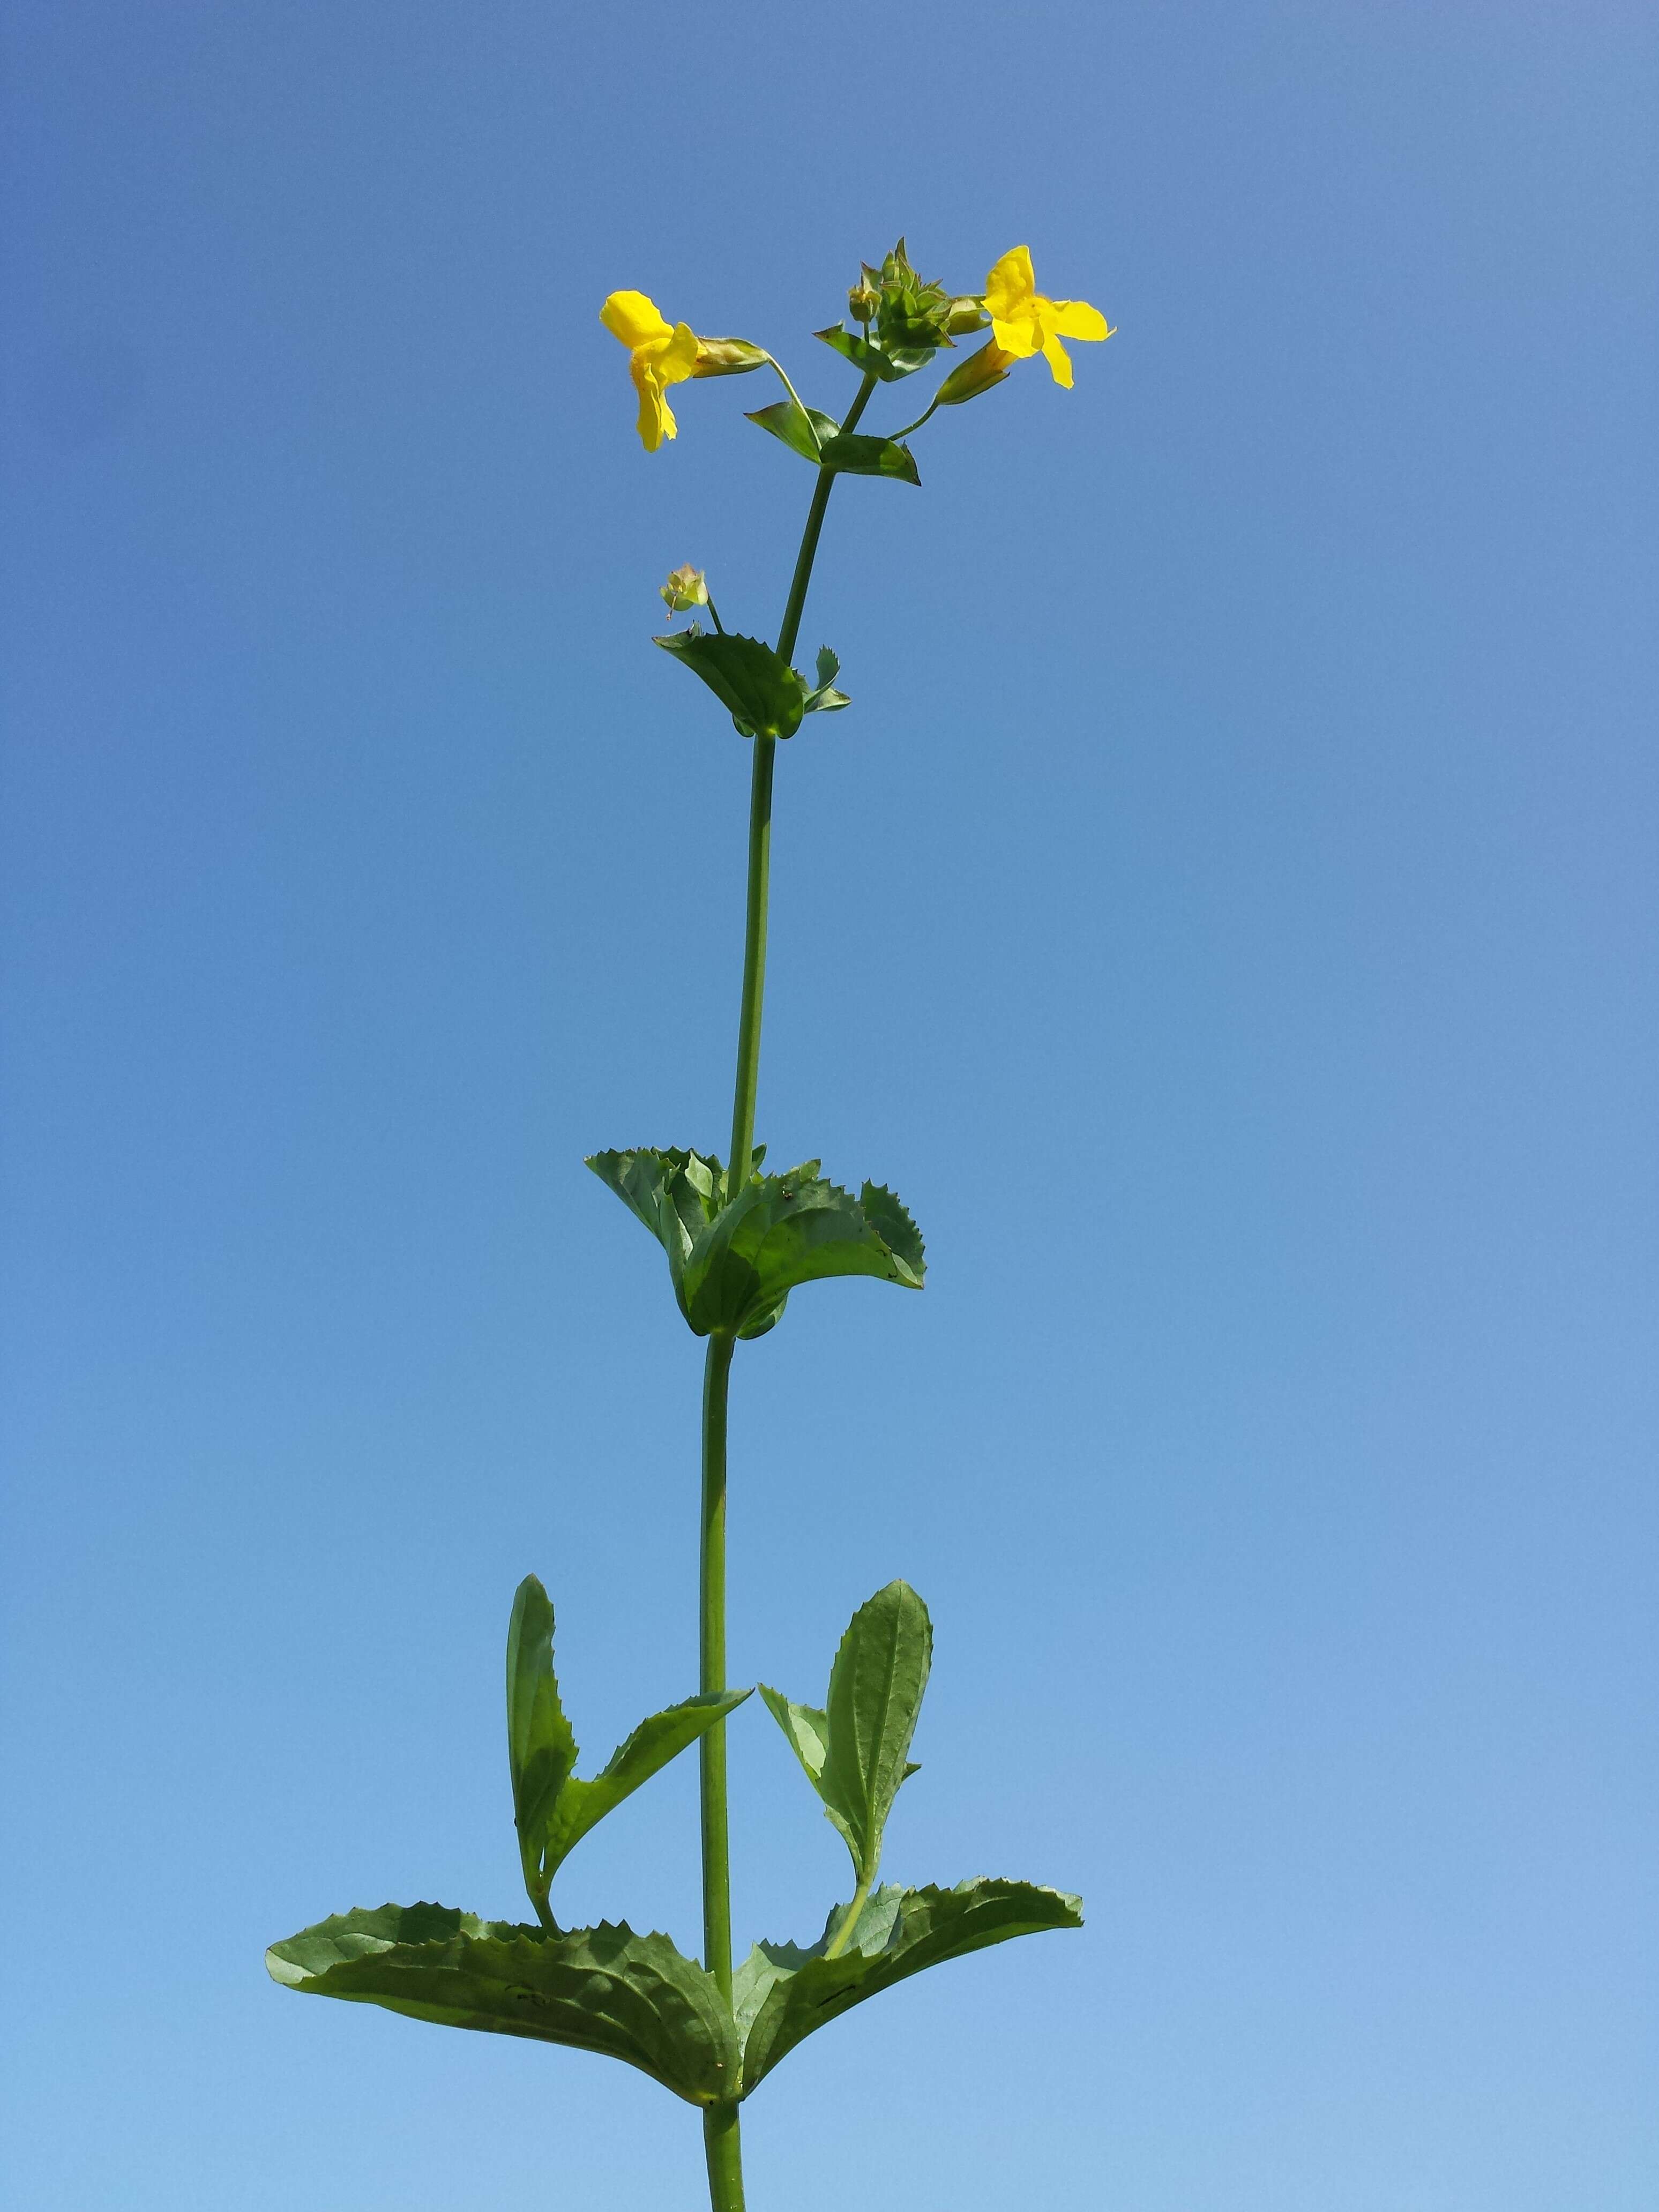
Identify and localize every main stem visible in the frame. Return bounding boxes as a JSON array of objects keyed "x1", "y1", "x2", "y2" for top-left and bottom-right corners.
[{"x1": 698, "y1": 369, "x2": 879, "y2": 2212}]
